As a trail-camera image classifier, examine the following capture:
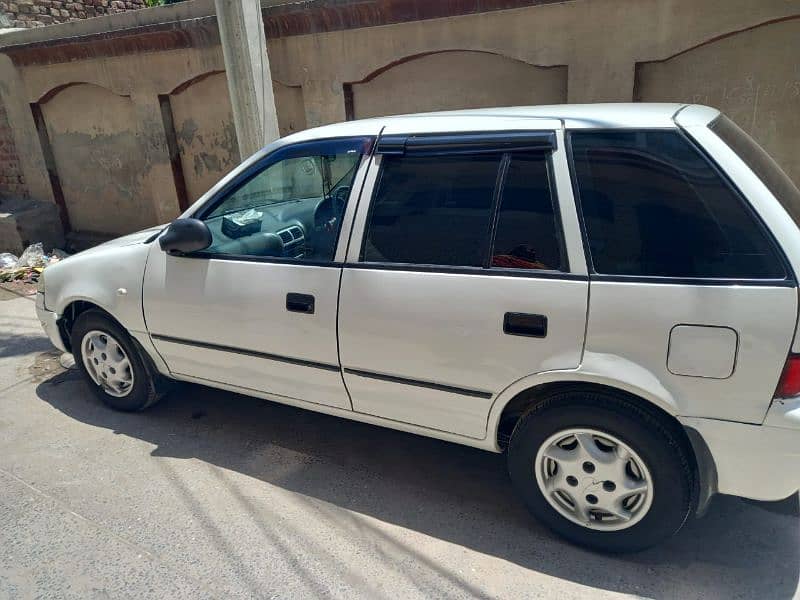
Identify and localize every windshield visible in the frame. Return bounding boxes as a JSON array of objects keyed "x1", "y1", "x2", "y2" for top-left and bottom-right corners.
[{"x1": 710, "y1": 116, "x2": 800, "y2": 227}]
